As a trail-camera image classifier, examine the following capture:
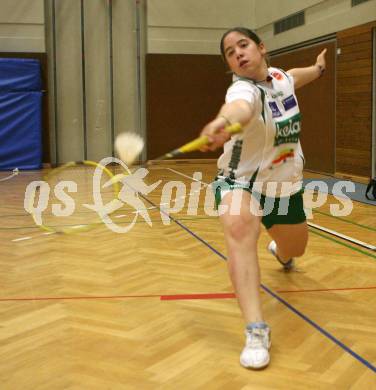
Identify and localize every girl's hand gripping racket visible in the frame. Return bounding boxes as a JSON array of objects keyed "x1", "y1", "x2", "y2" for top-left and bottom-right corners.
[
  {"x1": 154, "y1": 122, "x2": 242, "y2": 160},
  {"x1": 109, "y1": 122, "x2": 242, "y2": 185}
]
